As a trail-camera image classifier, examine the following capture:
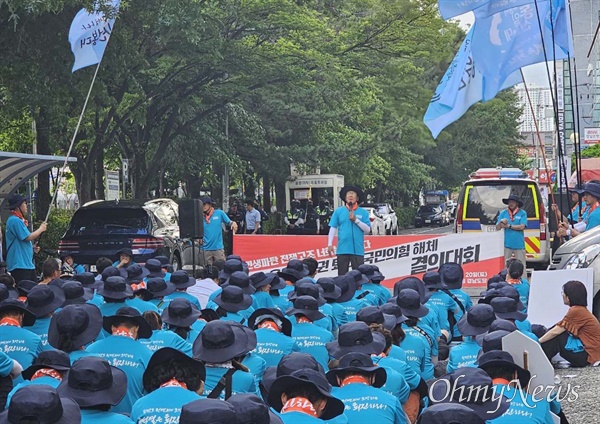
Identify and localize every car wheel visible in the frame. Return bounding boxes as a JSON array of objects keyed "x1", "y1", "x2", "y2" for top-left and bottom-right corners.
[{"x1": 171, "y1": 253, "x2": 181, "y2": 271}]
